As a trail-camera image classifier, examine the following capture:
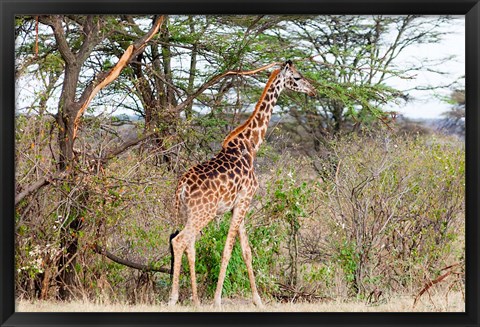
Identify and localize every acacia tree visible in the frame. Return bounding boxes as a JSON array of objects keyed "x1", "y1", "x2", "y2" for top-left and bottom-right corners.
[
  {"x1": 265, "y1": 15, "x2": 454, "y2": 148},
  {"x1": 106, "y1": 15, "x2": 293, "y2": 163},
  {"x1": 122, "y1": 15, "x2": 454, "y2": 151},
  {"x1": 16, "y1": 15, "x2": 112, "y2": 299},
  {"x1": 15, "y1": 14, "x2": 164, "y2": 299}
]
